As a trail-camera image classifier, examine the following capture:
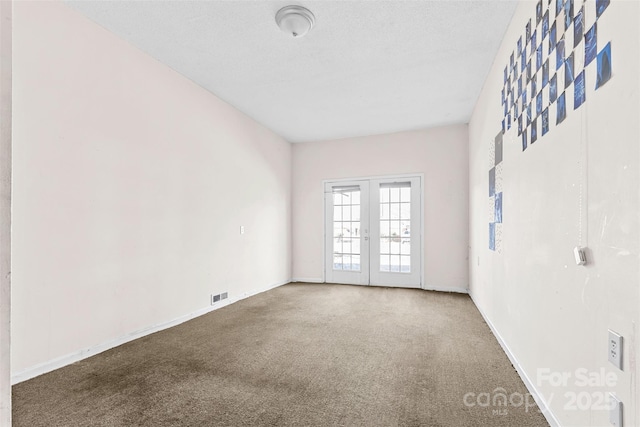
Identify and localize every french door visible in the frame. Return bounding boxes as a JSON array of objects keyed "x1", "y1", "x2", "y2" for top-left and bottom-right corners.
[{"x1": 324, "y1": 176, "x2": 422, "y2": 288}]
